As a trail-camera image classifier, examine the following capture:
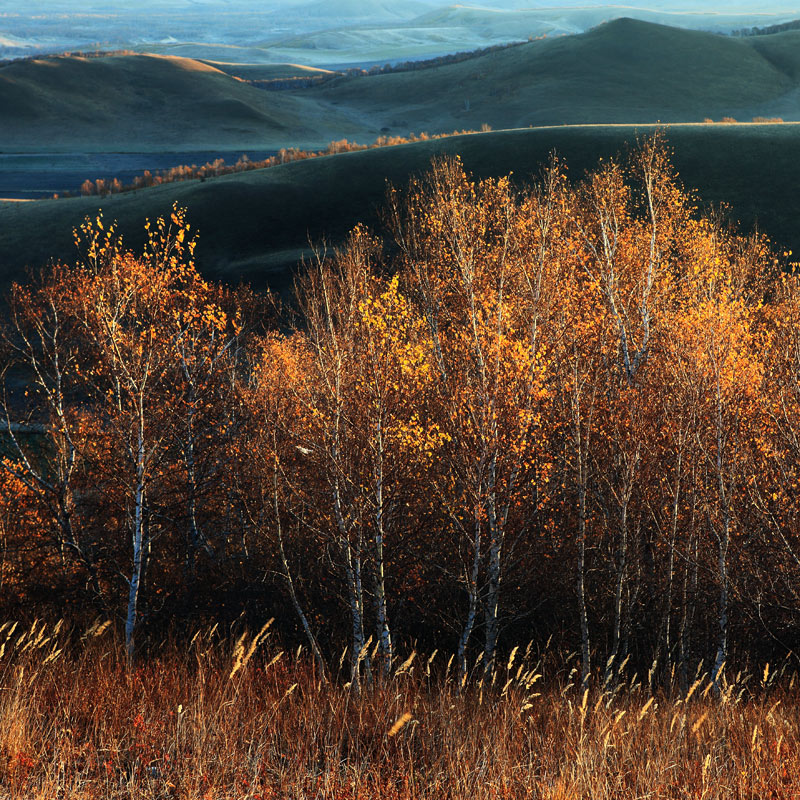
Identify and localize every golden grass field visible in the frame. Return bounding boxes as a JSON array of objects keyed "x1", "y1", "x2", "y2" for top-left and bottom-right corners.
[{"x1": 0, "y1": 620, "x2": 798, "y2": 799}]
